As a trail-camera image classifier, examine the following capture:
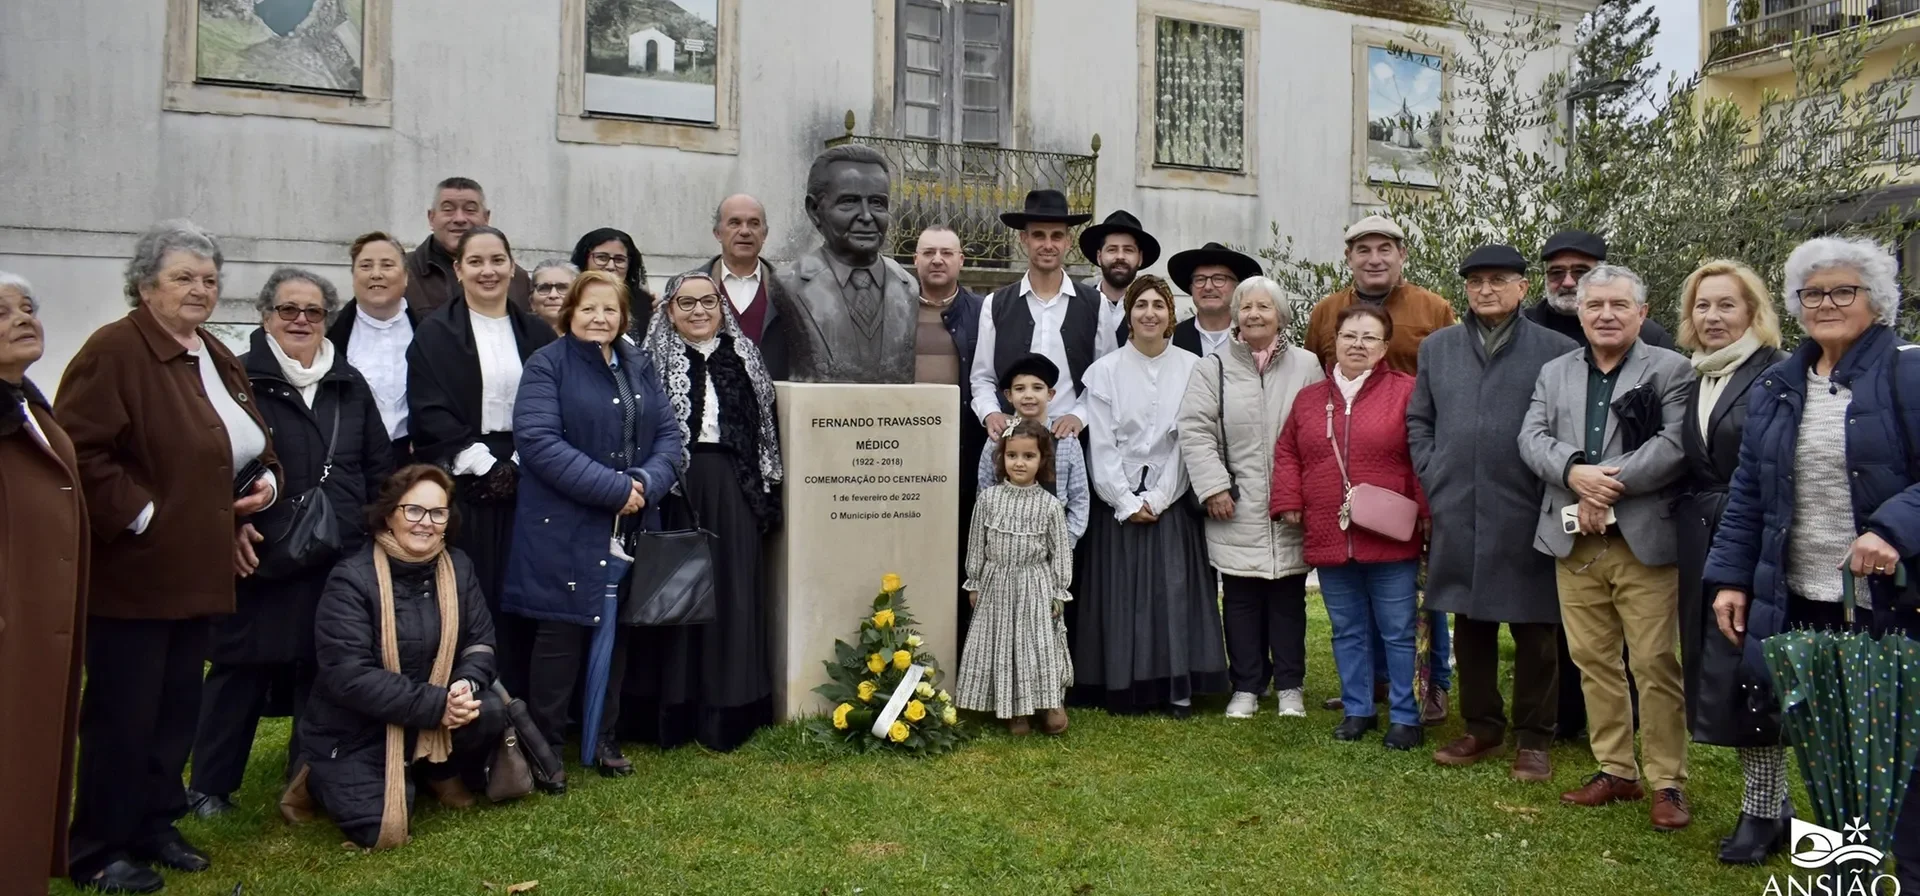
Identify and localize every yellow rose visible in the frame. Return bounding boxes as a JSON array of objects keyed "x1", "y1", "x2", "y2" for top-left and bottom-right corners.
[
  {"x1": 888, "y1": 720, "x2": 910, "y2": 742},
  {"x1": 871, "y1": 609, "x2": 896, "y2": 628},
  {"x1": 914, "y1": 681, "x2": 934, "y2": 699},
  {"x1": 905, "y1": 699, "x2": 927, "y2": 722},
  {"x1": 892, "y1": 650, "x2": 912, "y2": 671},
  {"x1": 867, "y1": 653, "x2": 886, "y2": 674},
  {"x1": 881, "y1": 573, "x2": 903, "y2": 593},
  {"x1": 905, "y1": 634, "x2": 923, "y2": 648},
  {"x1": 940, "y1": 705, "x2": 958, "y2": 725},
  {"x1": 857, "y1": 680, "x2": 877, "y2": 702},
  {"x1": 832, "y1": 703, "x2": 853, "y2": 730}
]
